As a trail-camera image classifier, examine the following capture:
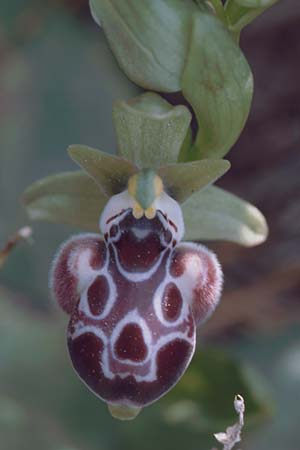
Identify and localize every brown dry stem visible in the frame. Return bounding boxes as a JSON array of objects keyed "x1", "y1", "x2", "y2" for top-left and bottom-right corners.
[
  {"x1": 212, "y1": 395, "x2": 245, "y2": 450},
  {"x1": 0, "y1": 226, "x2": 33, "y2": 269}
]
